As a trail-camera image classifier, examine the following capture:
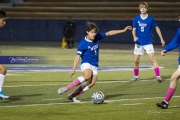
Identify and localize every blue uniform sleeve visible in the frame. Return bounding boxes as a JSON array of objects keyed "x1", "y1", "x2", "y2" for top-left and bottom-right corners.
[
  {"x1": 151, "y1": 17, "x2": 157, "y2": 28},
  {"x1": 97, "y1": 32, "x2": 106, "y2": 40},
  {"x1": 164, "y1": 28, "x2": 180, "y2": 52},
  {"x1": 133, "y1": 17, "x2": 137, "y2": 28},
  {"x1": 77, "y1": 41, "x2": 84, "y2": 56}
]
